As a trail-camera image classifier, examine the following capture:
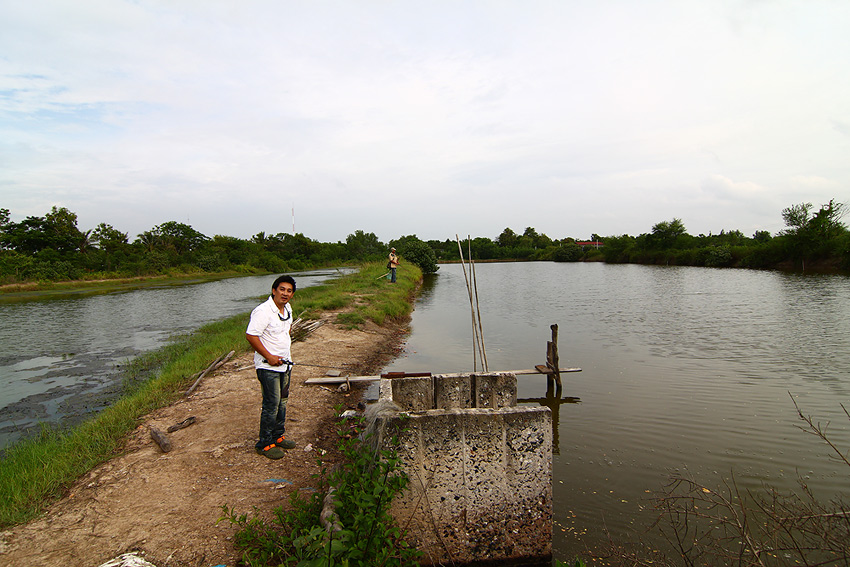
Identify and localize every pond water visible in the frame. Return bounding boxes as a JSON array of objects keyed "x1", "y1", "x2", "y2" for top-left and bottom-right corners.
[
  {"x1": 381, "y1": 261, "x2": 850, "y2": 562},
  {"x1": 0, "y1": 269, "x2": 347, "y2": 449}
]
